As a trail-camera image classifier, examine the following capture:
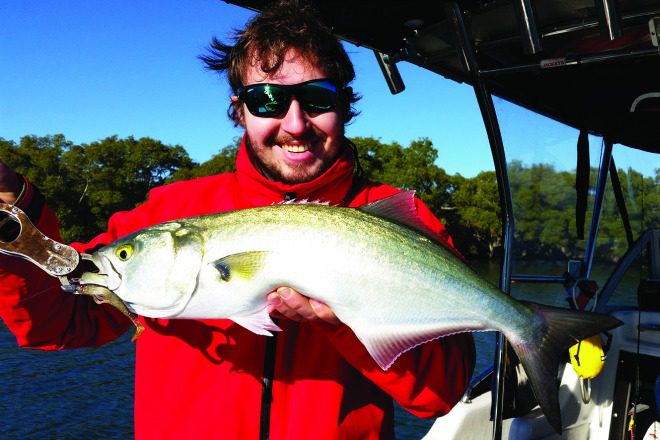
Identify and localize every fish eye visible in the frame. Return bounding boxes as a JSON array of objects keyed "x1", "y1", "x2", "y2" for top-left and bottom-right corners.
[{"x1": 115, "y1": 244, "x2": 134, "y2": 261}]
